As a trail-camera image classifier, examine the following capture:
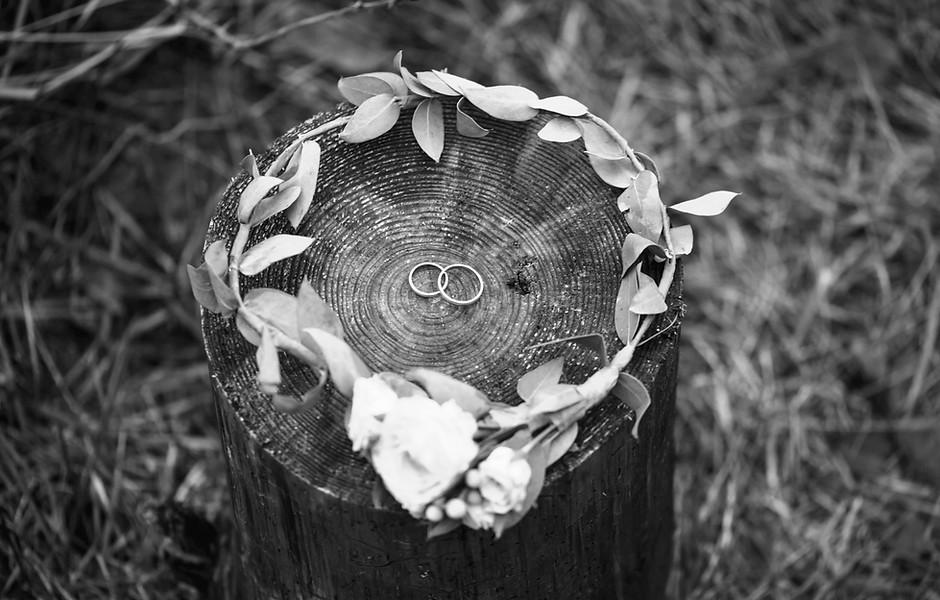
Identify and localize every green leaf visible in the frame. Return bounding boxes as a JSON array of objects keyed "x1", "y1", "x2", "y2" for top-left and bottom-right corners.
[
  {"x1": 204, "y1": 240, "x2": 238, "y2": 314},
  {"x1": 415, "y1": 71, "x2": 461, "y2": 96},
  {"x1": 377, "y1": 371, "x2": 429, "y2": 398},
  {"x1": 372, "y1": 479, "x2": 389, "y2": 509},
  {"x1": 526, "y1": 333, "x2": 608, "y2": 366},
  {"x1": 296, "y1": 278, "x2": 343, "y2": 338},
  {"x1": 235, "y1": 311, "x2": 261, "y2": 346},
  {"x1": 280, "y1": 147, "x2": 302, "y2": 182},
  {"x1": 240, "y1": 152, "x2": 260, "y2": 178},
  {"x1": 242, "y1": 288, "x2": 301, "y2": 341},
  {"x1": 366, "y1": 72, "x2": 408, "y2": 97},
  {"x1": 492, "y1": 444, "x2": 548, "y2": 539},
  {"x1": 615, "y1": 265, "x2": 641, "y2": 344},
  {"x1": 529, "y1": 95, "x2": 588, "y2": 117},
  {"x1": 238, "y1": 234, "x2": 314, "y2": 276},
  {"x1": 404, "y1": 367, "x2": 491, "y2": 418},
  {"x1": 394, "y1": 51, "x2": 435, "y2": 97},
  {"x1": 455, "y1": 97, "x2": 489, "y2": 138},
  {"x1": 187, "y1": 263, "x2": 221, "y2": 313},
  {"x1": 339, "y1": 94, "x2": 402, "y2": 143},
  {"x1": 578, "y1": 119, "x2": 626, "y2": 159},
  {"x1": 237, "y1": 176, "x2": 283, "y2": 224},
  {"x1": 499, "y1": 428, "x2": 533, "y2": 451},
  {"x1": 618, "y1": 171, "x2": 664, "y2": 242},
  {"x1": 630, "y1": 271, "x2": 667, "y2": 315},
  {"x1": 265, "y1": 140, "x2": 300, "y2": 178},
  {"x1": 611, "y1": 372, "x2": 651, "y2": 439},
  {"x1": 538, "y1": 117, "x2": 581, "y2": 143},
  {"x1": 427, "y1": 519, "x2": 461, "y2": 540},
  {"x1": 412, "y1": 98, "x2": 445, "y2": 162},
  {"x1": 528, "y1": 383, "x2": 583, "y2": 416},
  {"x1": 282, "y1": 141, "x2": 321, "y2": 229},
  {"x1": 272, "y1": 374, "x2": 327, "y2": 414},
  {"x1": 635, "y1": 151, "x2": 661, "y2": 184},
  {"x1": 516, "y1": 356, "x2": 565, "y2": 403},
  {"x1": 670, "y1": 224, "x2": 693, "y2": 256},
  {"x1": 588, "y1": 154, "x2": 637, "y2": 188},
  {"x1": 256, "y1": 326, "x2": 281, "y2": 395},
  {"x1": 578, "y1": 120, "x2": 638, "y2": 187},
  {"x1": 300, "y1": 327, "x2": 371, "y2": 397},
  {"x1": 248, "y1": 185, "x2": 300, "y2": 227},
  {"x1": 669, "y1": 191, "x2": 739, "y2": 216},
  {"x1": 546, "y1": 423, "x2": 578, "y2": 466},
  {"x1": 463, "y1": 85, "x2": 539, "y2": 121},
  {"x1": 337, "y1": 73, "x2": 401, "y2": 105},
  {"x1": 431, "y1": 69, "x2": 484, "y2": 95},
  {"x1": 621, "y1": 233, "x2": 666, "y2": 277}
]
